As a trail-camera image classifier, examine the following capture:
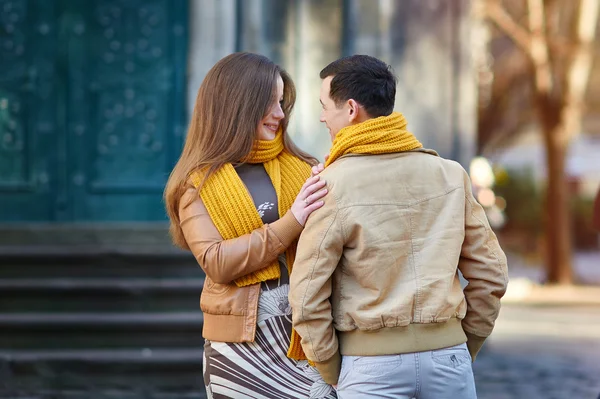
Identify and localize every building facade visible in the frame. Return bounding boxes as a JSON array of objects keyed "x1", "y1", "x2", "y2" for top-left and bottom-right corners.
[
  {"x1": 0, "y1": 1, "x2": 477, "y2": 394},
  {"x1": 0, "y1": 0, "x2": 475, "y2": 233}
]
